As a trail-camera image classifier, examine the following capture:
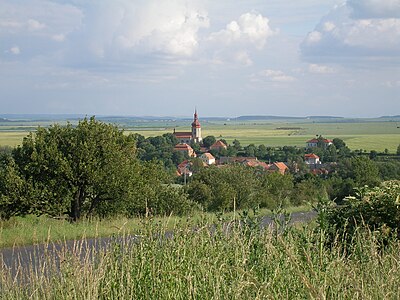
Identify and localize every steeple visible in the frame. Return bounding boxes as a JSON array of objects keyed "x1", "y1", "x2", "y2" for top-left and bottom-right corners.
[
  {"x1": 191, "y1": 108, "x2": 202, "y2": 142},
  {"x1": 191, "y1": 108, "x2": 201, "y2": 128}
]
